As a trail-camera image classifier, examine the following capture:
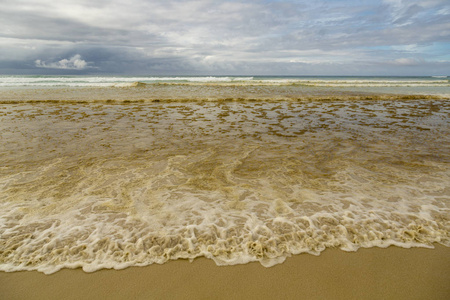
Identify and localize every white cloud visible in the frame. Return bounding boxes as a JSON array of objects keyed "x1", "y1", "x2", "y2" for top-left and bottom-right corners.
[{"x1": 35, "y1": 54, "x2": 90, "y2": 69}]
